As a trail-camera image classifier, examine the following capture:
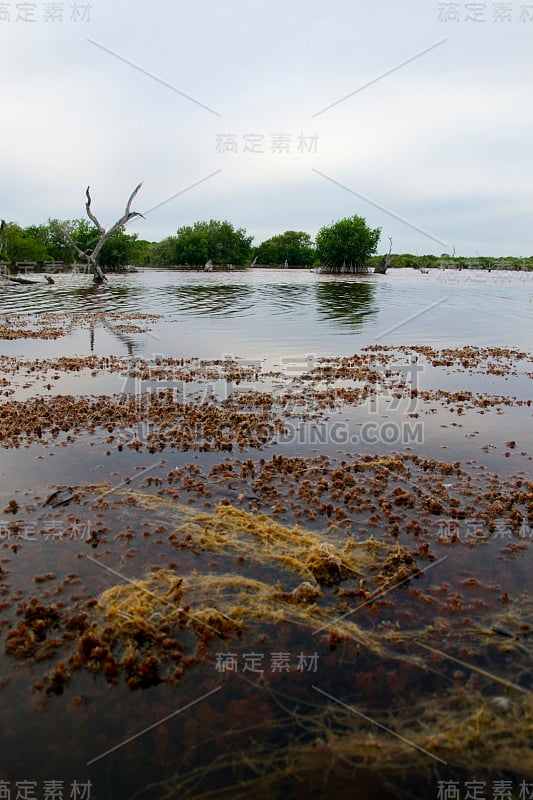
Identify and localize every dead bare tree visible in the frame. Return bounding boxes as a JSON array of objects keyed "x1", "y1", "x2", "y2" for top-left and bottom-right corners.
[
  {"x1": 63, "y1": 184, "x2": 144, "y2": 282},
  {"x1": 374, "y1": 236, "x2": 392, "y2": 275},
  {"x1": 0, "y1": 219, "x2": 6, "y2": 256},
  {"x1": 451, "y1": 245, "x2": 457, "y2": 270}
]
